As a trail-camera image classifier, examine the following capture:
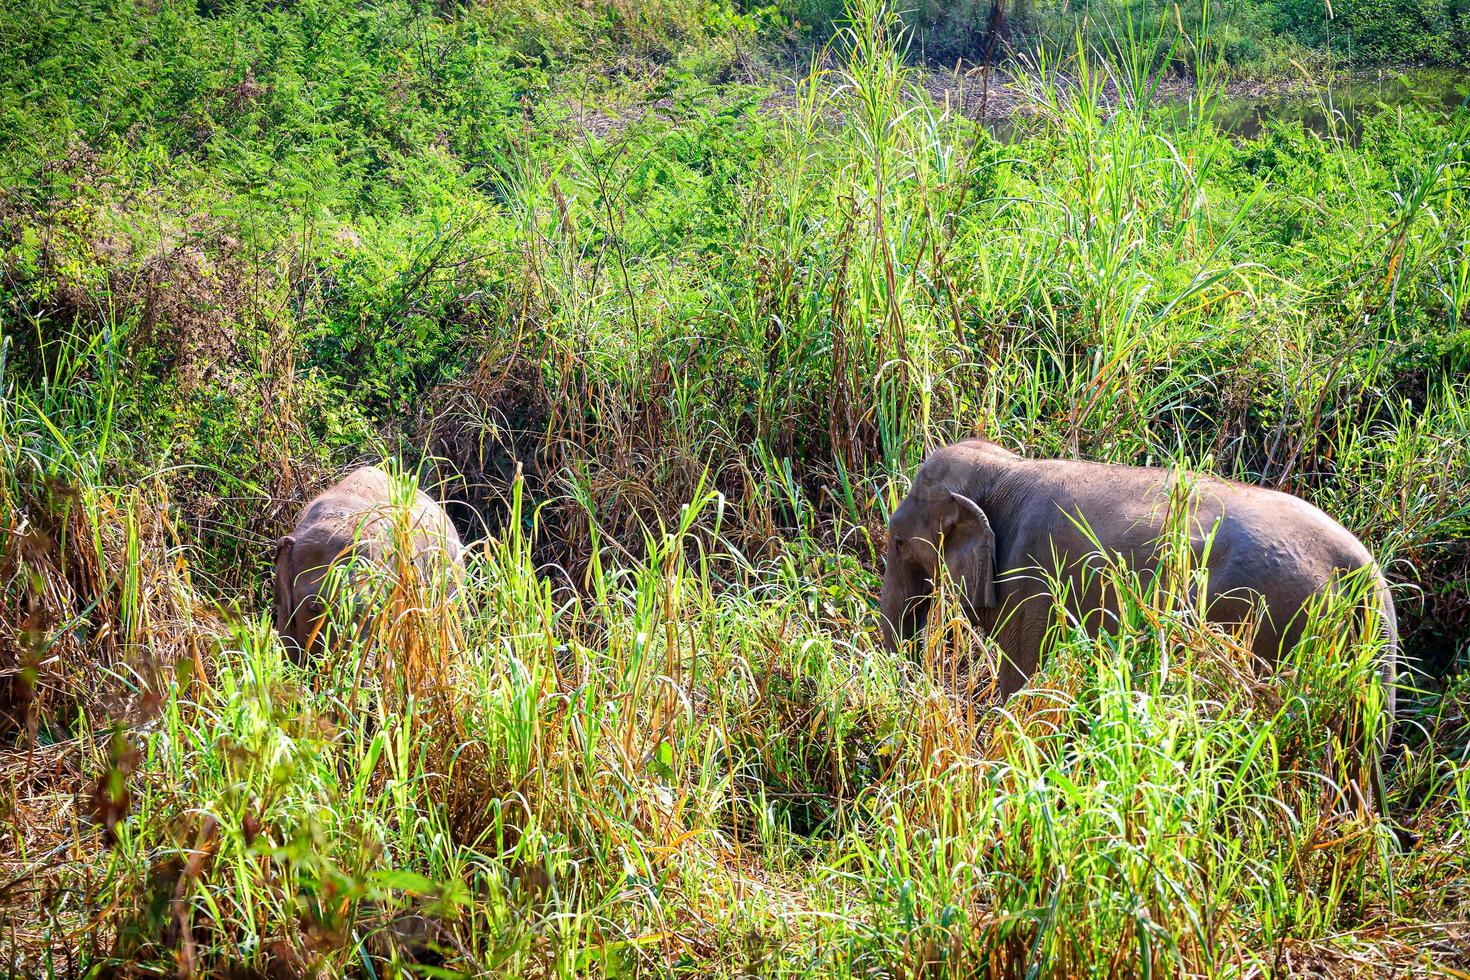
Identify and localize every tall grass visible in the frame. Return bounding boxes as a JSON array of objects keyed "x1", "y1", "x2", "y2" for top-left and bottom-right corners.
[
  {"x1": 6, "y1": 461, "x2": 1440, "y2": 975},
  {"x1": 2, "y1": 0, "x2": 1468, "y2": 974}
]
